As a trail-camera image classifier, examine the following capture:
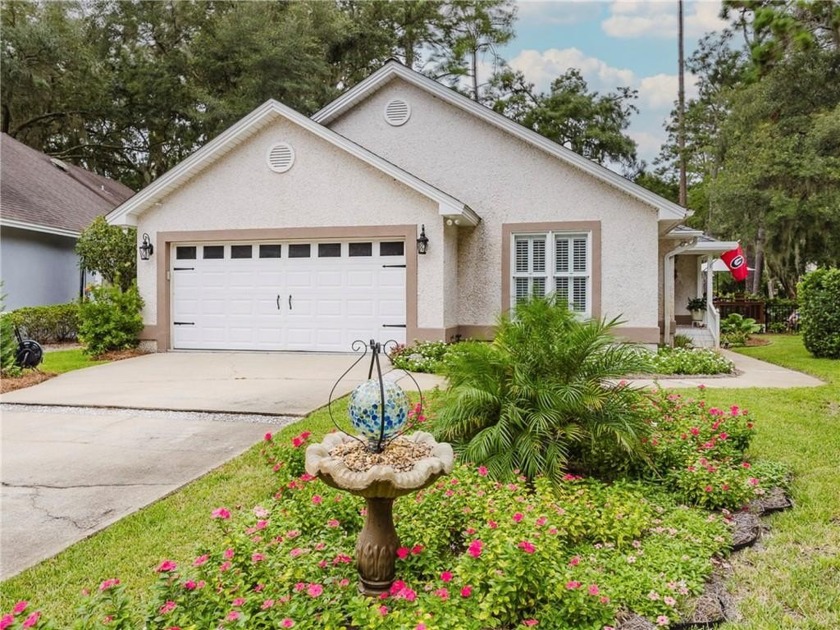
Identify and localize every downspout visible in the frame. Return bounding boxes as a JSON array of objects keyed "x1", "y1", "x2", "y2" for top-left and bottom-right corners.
[{"x1": 663, "y1": 238, "x2": 697, "y2": 346}]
